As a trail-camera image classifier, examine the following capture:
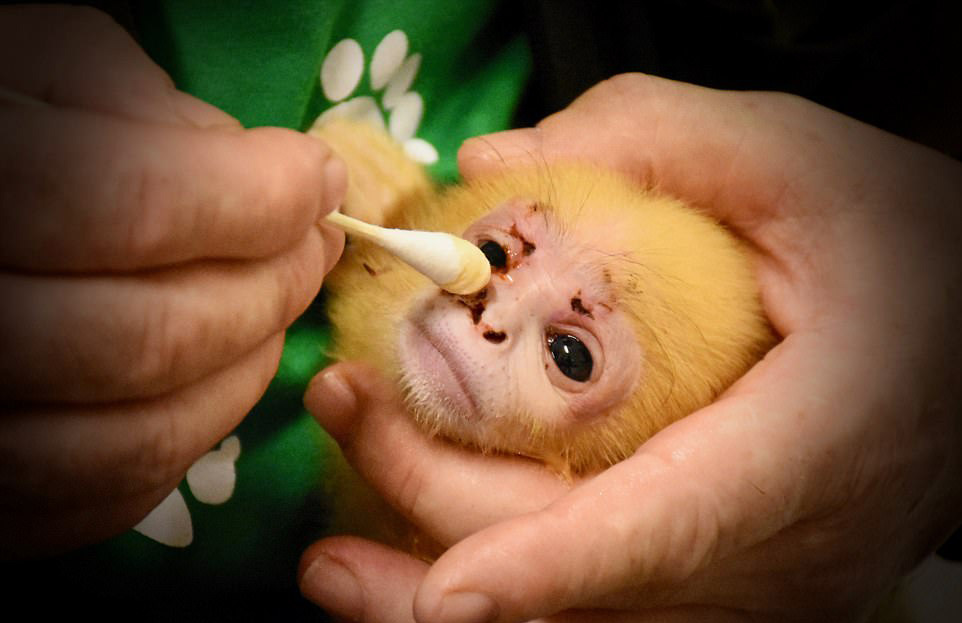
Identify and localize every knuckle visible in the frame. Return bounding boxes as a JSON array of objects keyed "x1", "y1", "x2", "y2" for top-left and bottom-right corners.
[
  {"x1": 392, "y1": 457, "x2": 430, "y2": 519},
  {"x1": 564, "y1": 73, "x2": 653, "y2": 122},
  {"x1": 749, "y1": 89, "x2": 812, "y2": 118},
  {"x1": 88, "y1": 406, "x2": 185, "y2": 497},
  {"x1": 129, "y1": 409, "x2": 186, "y2": 493},
  {"x1": 51, "y1": 5, "x2": 176, "y2": 119},
  {"x1": 593, "y1": 72, "x2": 653, "y2": 101},
  {"x1": 58, "y1": 4, "x2": 119, "y2": 34},
  {"x1": 69, "y1": 402, "x2": 189, "y2": 500},
  {"x1": 59, "y1": 6, "x2": 143, "y2": 67},
  {"x1": 111, "y1": 156, "x2": 179, "y2": 265},
  {"x1": 55, "y1": 6, "x2": 140, "y2": 64},
  {"x1": 605, "y1": 72, "x2": 649, "y2": 91},
  {"x1": 120, "y1": 294, "x2": 181, "y2": 394}
]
